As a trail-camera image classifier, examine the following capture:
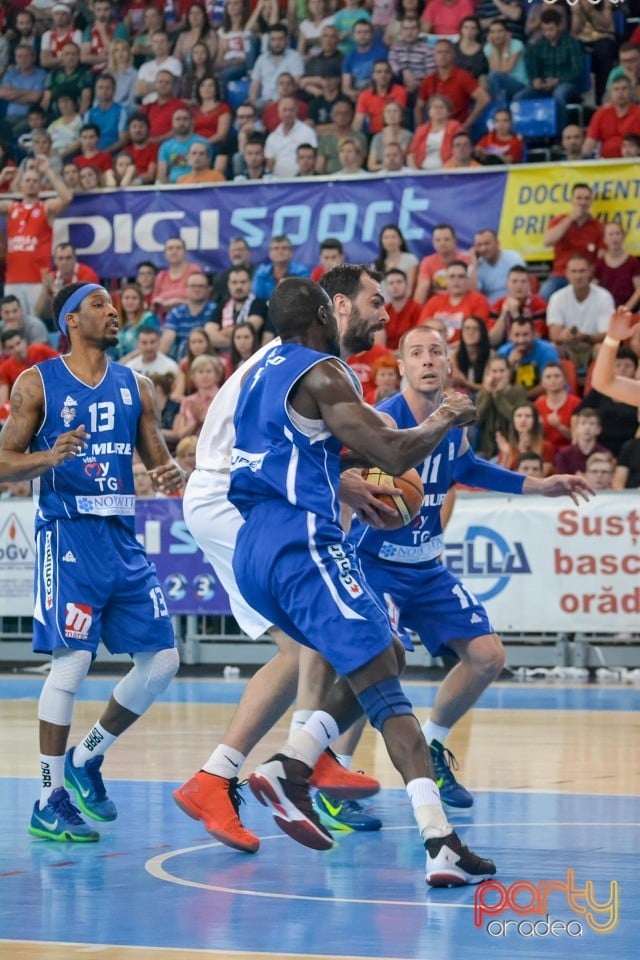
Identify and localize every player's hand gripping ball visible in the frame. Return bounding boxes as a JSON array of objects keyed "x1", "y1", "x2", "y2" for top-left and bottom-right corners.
[{"x1": 362, "y1": 467, "x2": 423, "y2": 530}]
